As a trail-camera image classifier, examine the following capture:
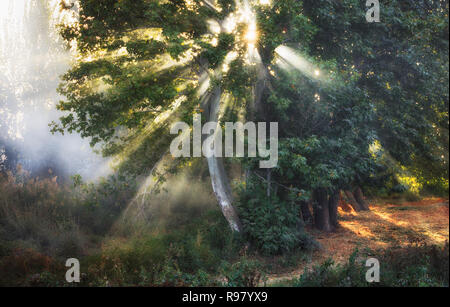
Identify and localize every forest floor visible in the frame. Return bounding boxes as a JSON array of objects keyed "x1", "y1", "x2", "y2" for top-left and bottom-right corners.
[{"x1": 265, "y1": 197, "x2": 449, "y2": 285}]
